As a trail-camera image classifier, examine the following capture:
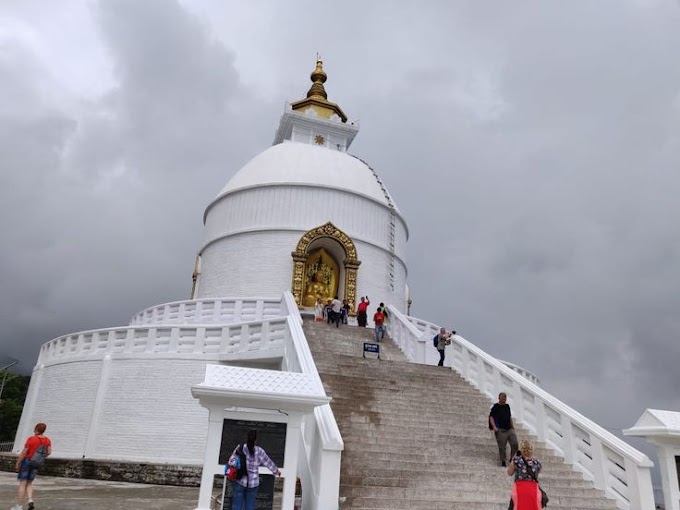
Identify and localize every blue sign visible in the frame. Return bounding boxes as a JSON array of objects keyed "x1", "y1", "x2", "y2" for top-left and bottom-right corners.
[{"x1": 363, "y1": 342, "x2": 380, "y2": 359}]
